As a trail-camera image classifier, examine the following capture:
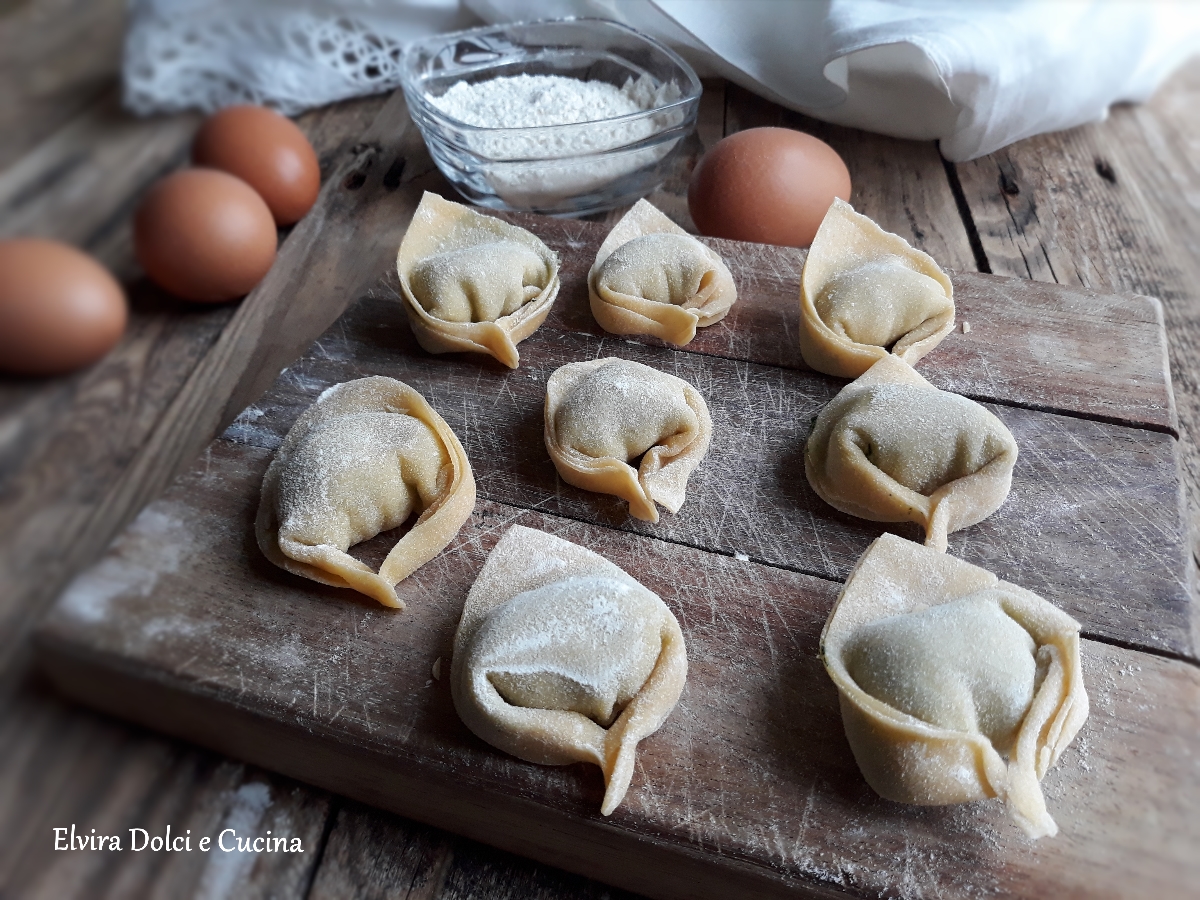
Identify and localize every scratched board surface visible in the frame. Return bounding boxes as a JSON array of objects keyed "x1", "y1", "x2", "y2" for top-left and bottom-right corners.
[{"x1": 36, "y1": 211, "x2": 1199, "y2": 899}]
